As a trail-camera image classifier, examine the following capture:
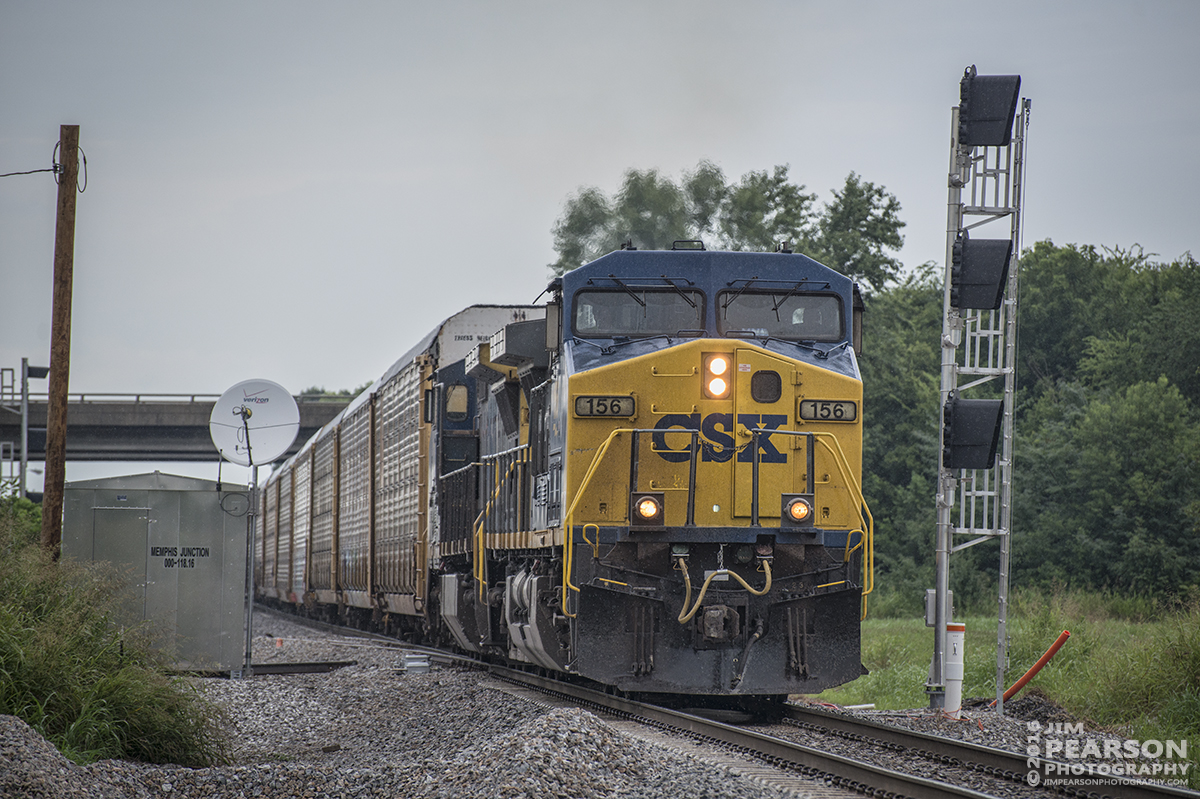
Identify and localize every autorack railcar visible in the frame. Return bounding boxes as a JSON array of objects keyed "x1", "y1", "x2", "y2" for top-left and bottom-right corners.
[{"x1": 257, "y1": 245, "x2": 873, "y2": 705}]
